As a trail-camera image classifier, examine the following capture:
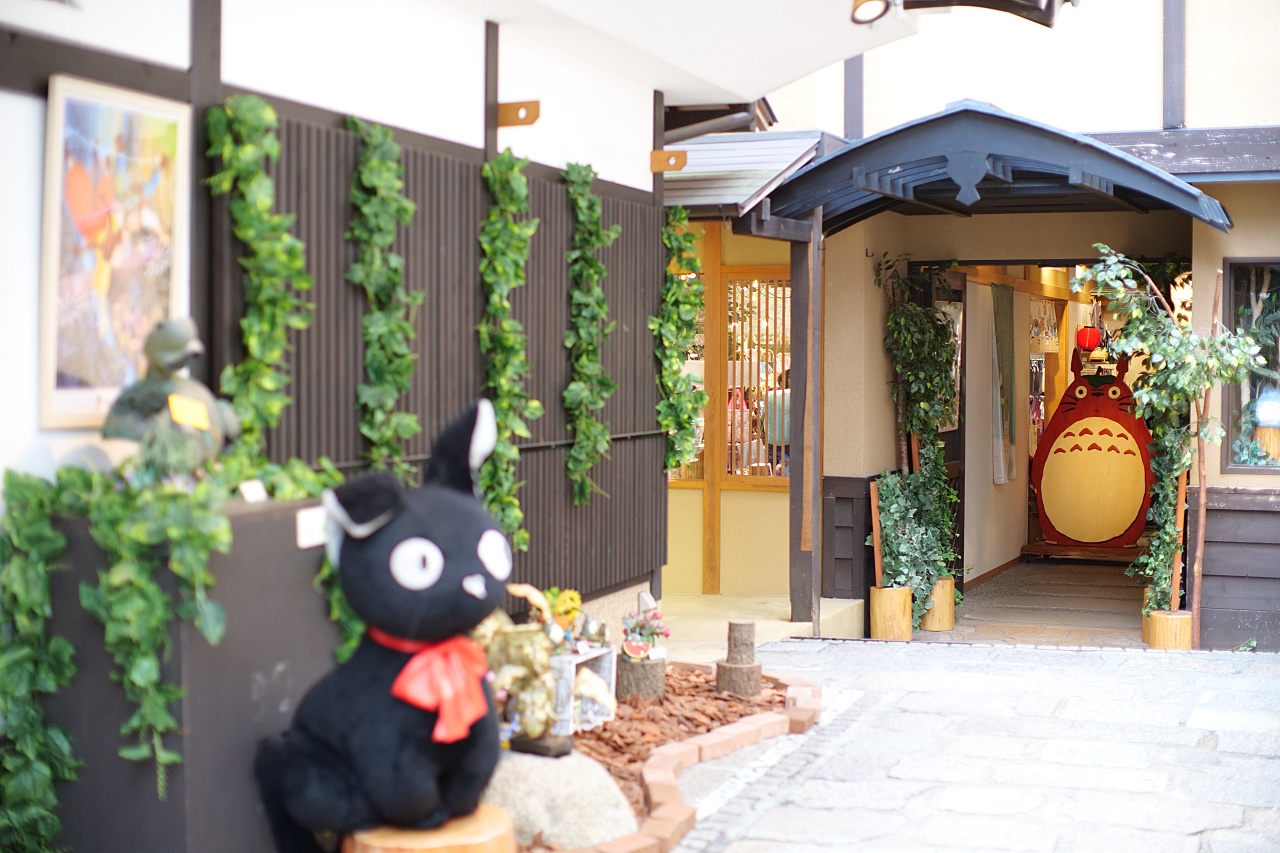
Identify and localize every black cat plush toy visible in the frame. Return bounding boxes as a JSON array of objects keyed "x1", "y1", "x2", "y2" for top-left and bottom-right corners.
[{"x1": 255, "y1": 400, "x2": 509, "y2": 853}]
